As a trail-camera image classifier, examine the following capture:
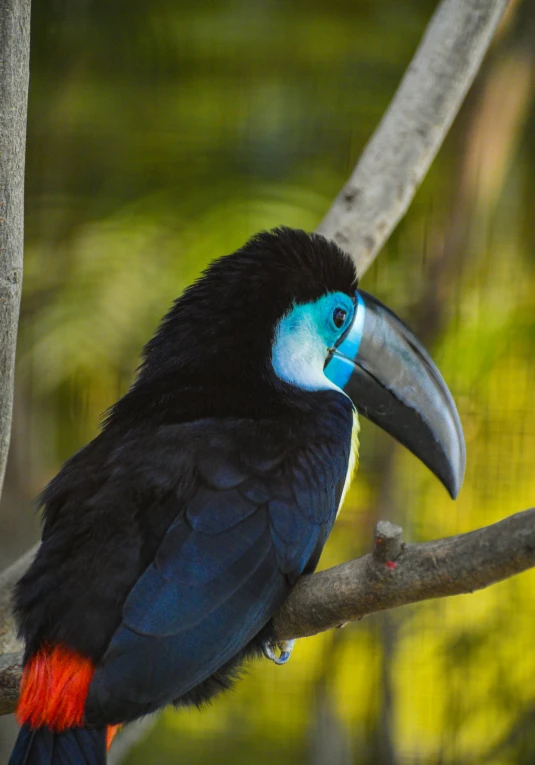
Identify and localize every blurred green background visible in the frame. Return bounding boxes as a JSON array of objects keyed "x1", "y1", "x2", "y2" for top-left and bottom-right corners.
[{"x1": 1, "y1": 0, "x2": 535, "y2": 762}]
